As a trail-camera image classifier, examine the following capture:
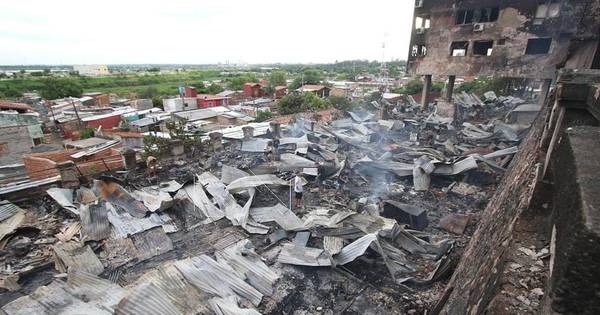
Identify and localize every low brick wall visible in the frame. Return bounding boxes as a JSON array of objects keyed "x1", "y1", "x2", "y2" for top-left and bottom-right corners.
[
  {"x1": 23, "y1": 150, "x2": 75, "y2": 180},
  {"x1": 23, "y1": 147, "x2": 124, "y2": 180}
]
